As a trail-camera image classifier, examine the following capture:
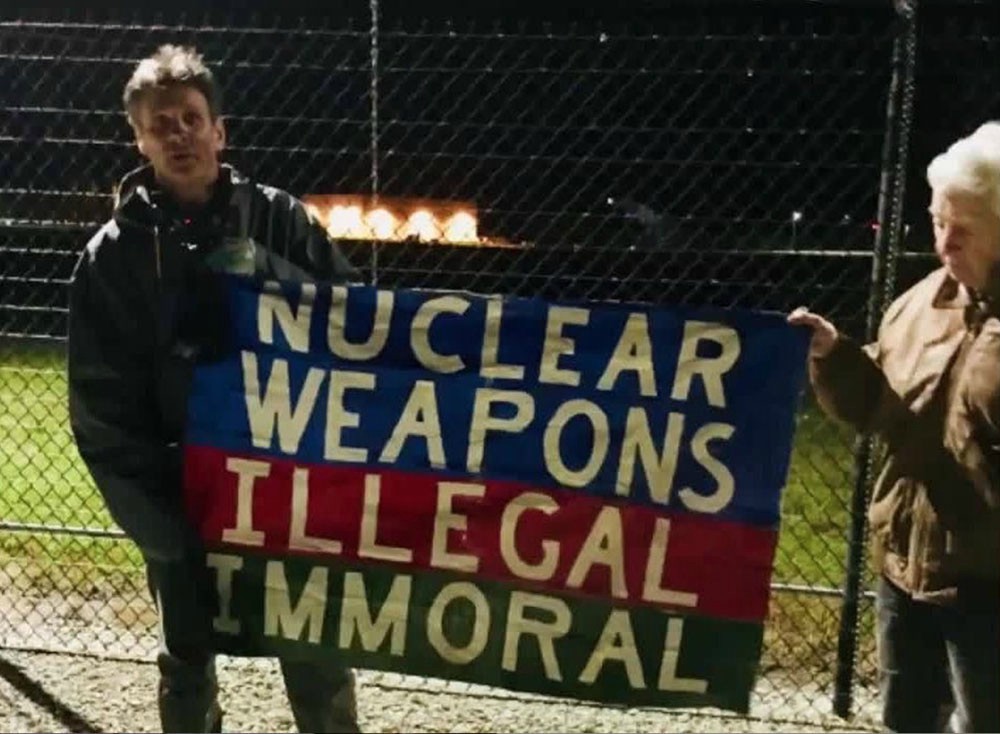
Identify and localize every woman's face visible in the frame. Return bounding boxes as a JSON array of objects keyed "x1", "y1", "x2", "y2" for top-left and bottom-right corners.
[{"x1": 929, "y1": 188, "x2": 1000, "y2": 291}]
